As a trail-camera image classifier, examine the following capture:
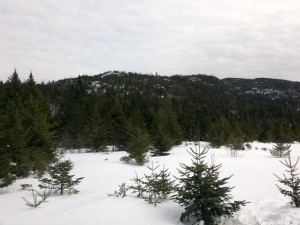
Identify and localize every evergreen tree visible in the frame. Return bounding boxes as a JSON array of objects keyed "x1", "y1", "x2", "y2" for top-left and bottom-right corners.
[
  {"x1": 226, "y1": 124, "x2": 245, "y2": 150},
  {"x1": 128, "y1": 164, "x2": 174, "y2": 205},
  {"x1": 207, "y1": 117, "x2": 231, "y2": 147},
  {"x1": 107, "y1": 98, "x2": 132, "y2": 151},
  {"x1": 84, "y1": 105, "x2": 109, "y2": 152},
  {"x1": 270, "y1": 143, "x2": 291, "y2": 158},
  {"x1": 58, "y1": 76, "x2": 89, "y2": 148},
  {"x1": 140, "y1": 164, "x2": 174, "y2": 205},
  {"x1": 124, "y1": 127, "x2": 151, "y2": 165},
  {"x1": 0, "y1": 113, "x2": 16, "y2": 187},
  {"x1": 1, "y1": 70, "x2": 31, "y2": 177},
  {"x1": 5, "y1": 101, "x2": 31, "y2": 177},
  {"x1": 0, "y1": 71, "x2": 56, "y2": 178},
  {"x1": 150, "y1": 106, "x2": 178, "y2": 156},
  {"x1": 0, "y1": 153, "x2": 16, "y2": 188},
  {"x1": 274, "y1": 155, "x2": 300, "y2": 207},
  {"x1": 5, "y1": 69, "x2": 23, "y2": 100},
  {"x1": 173, "y1": 143, "x2": 247, "y2": 225},
  {"x1": 39, "y1": 159, "x2": 84, "y2": 195},
  {"x1": 22, "y1": 73, "x2": 56, "y2": 175},
  {"x1": 151, "y1": 129, "x2": 173, "y2": 156}
]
